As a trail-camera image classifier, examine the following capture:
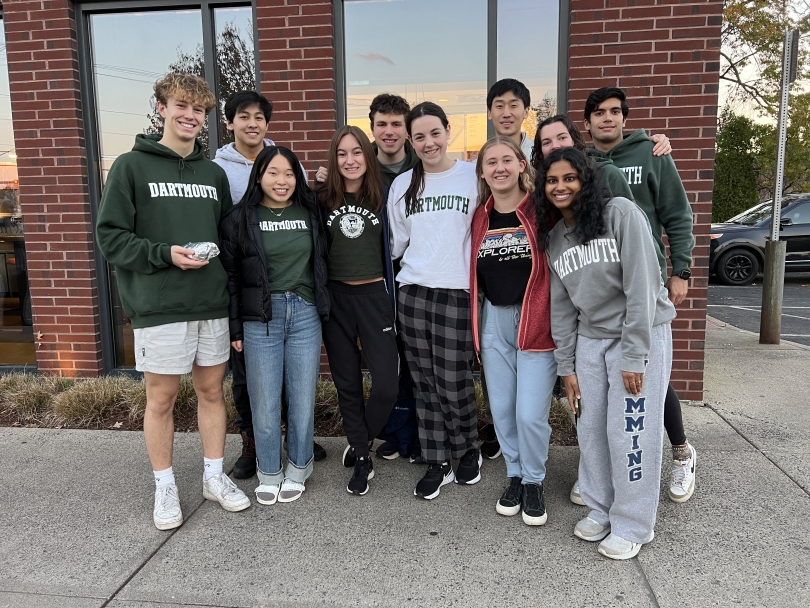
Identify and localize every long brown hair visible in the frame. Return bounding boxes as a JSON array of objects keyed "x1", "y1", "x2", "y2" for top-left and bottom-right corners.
[
  {"x1": 475, "y1": 136, "x2": 535, "y2": 208},
  {"x1": 403, "y1": 102, "x2": 449, "y2": 216},
  {"x1": 317, "y1": 125, "x2": 383, "y2": 213}
]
